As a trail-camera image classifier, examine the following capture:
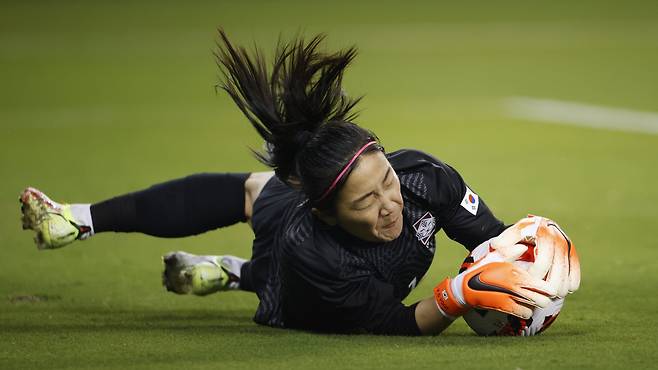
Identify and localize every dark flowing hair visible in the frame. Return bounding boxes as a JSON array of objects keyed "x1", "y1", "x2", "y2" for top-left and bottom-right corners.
[{"x1": 214, "y1": 29, "x2": 382, "y2": 209}]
